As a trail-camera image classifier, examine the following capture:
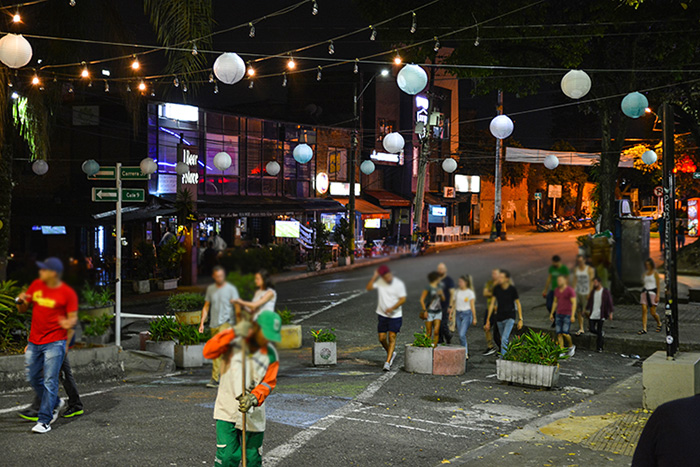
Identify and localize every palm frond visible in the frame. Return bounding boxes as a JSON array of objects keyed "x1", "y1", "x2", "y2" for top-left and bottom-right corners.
[{"x1": 12, "y1": 95, "x2": 50, "y2": 162}]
